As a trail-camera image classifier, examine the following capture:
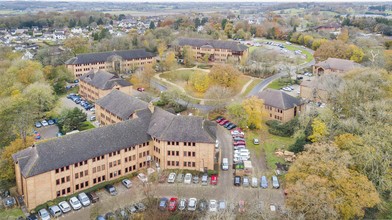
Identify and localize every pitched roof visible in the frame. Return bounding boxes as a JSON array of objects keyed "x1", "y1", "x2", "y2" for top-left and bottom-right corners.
[
  {"x1": 147, "y1": 108, "x2": 216, "y2": 143},
  {"x1": 13, "y1": 114, "x2": 152, "y2": 178},
  {"x1": 178, "y1": 38, "x2": 248, "y2": 52},
  {"x1": 256, "y1": 89, "x2": 302, "y2": 110},
  {"x1": 13, "y1": 102, "x2": 216, "y2": 178},
  {"x1": 95, "y1": 90, "x2": 148, "y2": 120},
  {"x1": 315, "y1": 58, "x2": 362, "y2": 72},
  {"x1": 65, "y1": 49, "x2": 154, "y2": 65},
  {"x1": 79, "y1": 69, "x2": 131, "y2": 90}
]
